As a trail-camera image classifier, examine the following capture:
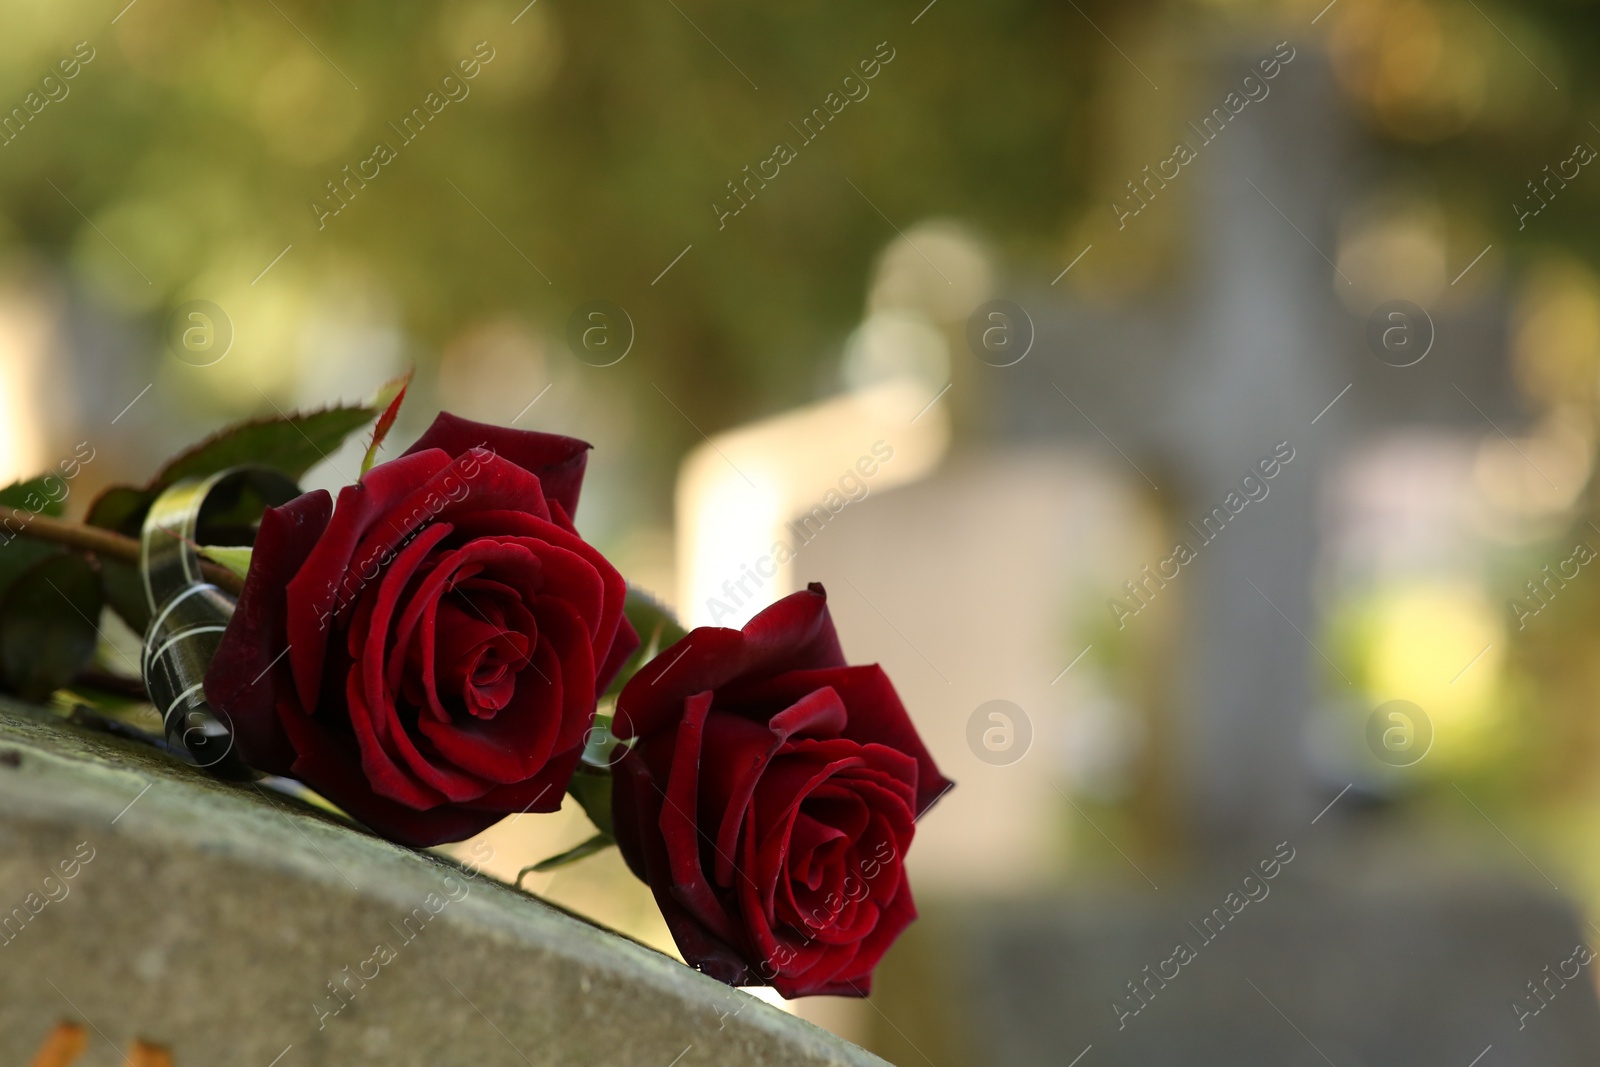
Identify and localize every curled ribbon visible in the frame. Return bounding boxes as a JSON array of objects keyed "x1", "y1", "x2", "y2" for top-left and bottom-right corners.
[{"x1": 139, "y1": 467, "x2": 298, "y2": 778}]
